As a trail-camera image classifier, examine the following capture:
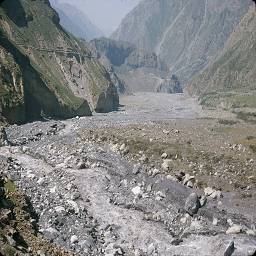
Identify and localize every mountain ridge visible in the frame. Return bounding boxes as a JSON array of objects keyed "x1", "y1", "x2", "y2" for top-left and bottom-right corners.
[
  {"x1": 112, "y1": 0, "x2": 252, "y2": 86},
  {"x1": 50, "y1": 0, "x2": 104, "y2": 40}
]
